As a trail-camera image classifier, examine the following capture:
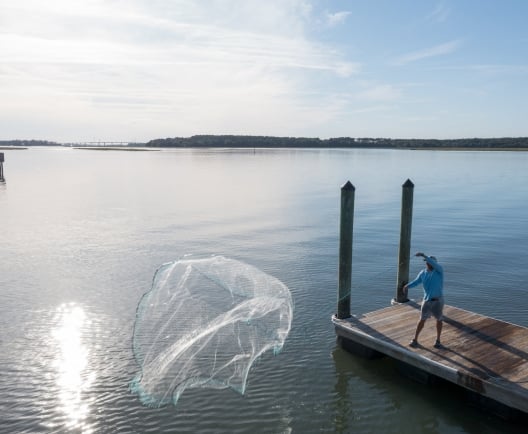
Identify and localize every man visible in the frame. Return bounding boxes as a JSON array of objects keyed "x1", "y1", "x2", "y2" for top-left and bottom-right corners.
[{"x1": 404, "y1": 252, "x2": 444, "y2": 349}]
